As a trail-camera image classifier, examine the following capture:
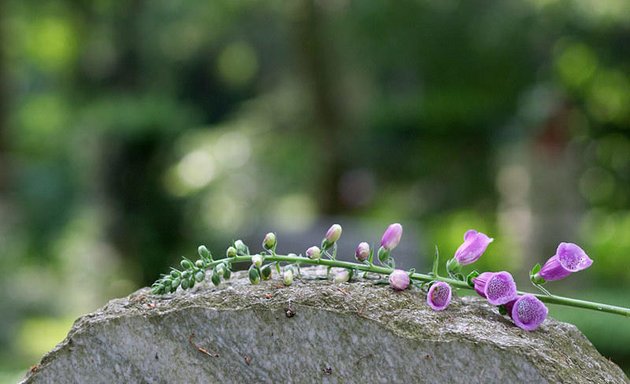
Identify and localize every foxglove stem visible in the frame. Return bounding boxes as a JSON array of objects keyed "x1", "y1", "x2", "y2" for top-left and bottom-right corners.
[{"x1": 158, "y1": 254, "x2": 630, "y2": 317}]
